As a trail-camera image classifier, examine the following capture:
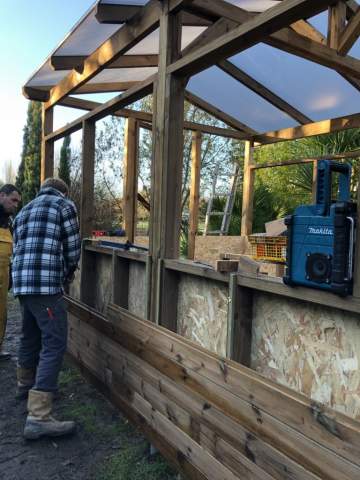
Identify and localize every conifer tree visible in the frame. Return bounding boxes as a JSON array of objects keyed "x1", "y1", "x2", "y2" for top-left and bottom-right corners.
[
  {"x1": 58, "y1": 135, "x2": 71, "y2": 187},
  {"x1": 16, "y1": 102, "x2": 42, "y2": 205}
]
